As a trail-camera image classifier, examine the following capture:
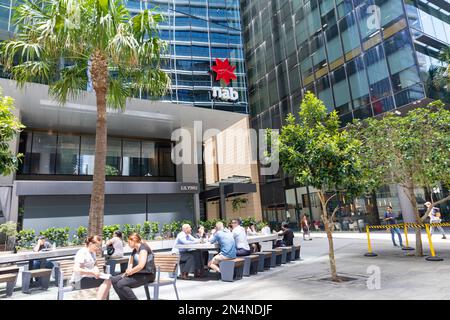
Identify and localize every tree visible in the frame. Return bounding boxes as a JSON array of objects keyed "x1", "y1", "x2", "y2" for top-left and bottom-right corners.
[
  {"x1": 0, "y1": 0, "x2": 171, "y2": 236},
  {"x1": 277, "y1": 92, "x2": 364, "y2": 281},
  {"x1": 349, "y1": 101, "x2": 450, "y2": 256},
  {"x1": 0, "y1": 90, "x2": 25, "y2": 176}
]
